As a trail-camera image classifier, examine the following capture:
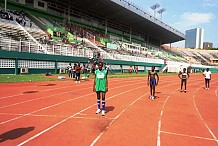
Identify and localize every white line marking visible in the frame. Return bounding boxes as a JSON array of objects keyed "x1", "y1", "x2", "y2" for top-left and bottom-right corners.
[
  {"x1": 17, "y1": 84, "x2": 147, "y2": 145},
  {"x1": 156, "y1": 90, "x2": 176, "y2": 146},
  {"x1": 0, "y1": 80, "x2": 144, "y2": 108},
  {"x1": 0, "y1": 78, "x2": 136, "y2": 100},
  {"x1": 215, "y1": 90, "x2": 217, "y2": 97},
  {"x1": 0, "y1": 112, "x2": 115, "y2": 120},
  {"x1": 1, "y1": 81, "x2": 146, "y2": 124},
  {"x1": 19, "y1": 79, "x2": 202, "y2": 146},
  {"x1": 90, "y1": 93, "x2": 147, "y2": 146},
  {"x1": 90, "y1": 81, "x2": 184, "y2": 146},
  {"x1": 161, "y1": 131, "x2": 216, "y2": 141},
  {"x1": 0, "y1": 86, "x2": 92, "y2": 109},
  {"x1": 0, "y1": 92, "x2": 93, "y2": 125},
  {"x1": 0, "y1": 81, "x2": 92, "y2": 100},
  {"x1": 0, "y1": 78, "x2": 183, "y2": 100},
  {"x1": 192, "y1": 81, "x2": 218, "y2": 144},
  {"x1": 156, "y1": 80, "x2": 209, "y2": 146},
  {"x1": 8, "y1": 78, "x2": 207, "y2": 145}
]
